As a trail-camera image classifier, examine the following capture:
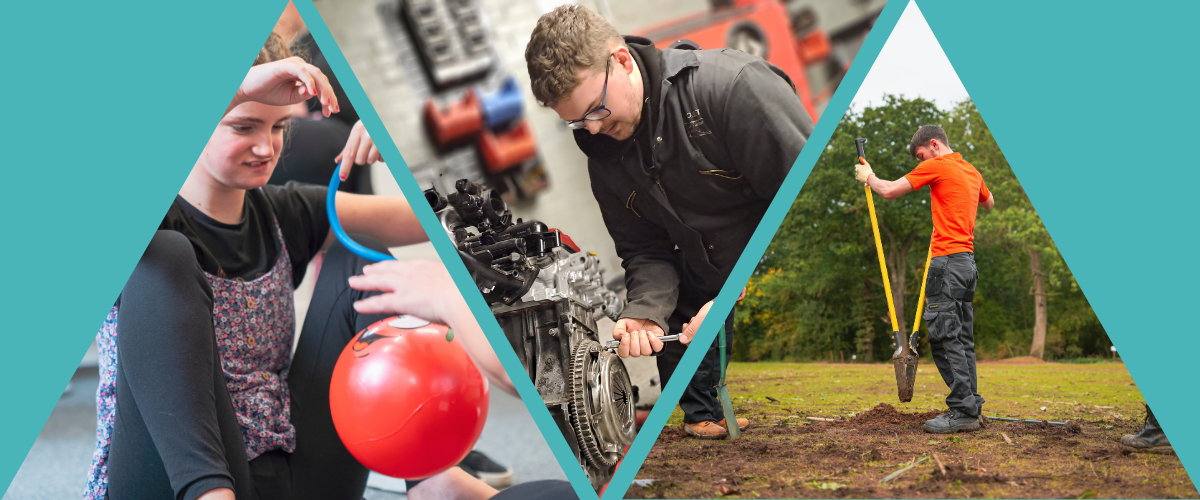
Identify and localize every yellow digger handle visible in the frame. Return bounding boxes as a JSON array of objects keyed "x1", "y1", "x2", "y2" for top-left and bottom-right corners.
[
  {"x1": 913, "y1": 237, "x2": 934, "y2": 334},
  {"x1": 865, "y1": 185, "x2": 899, "y2": 330}
]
